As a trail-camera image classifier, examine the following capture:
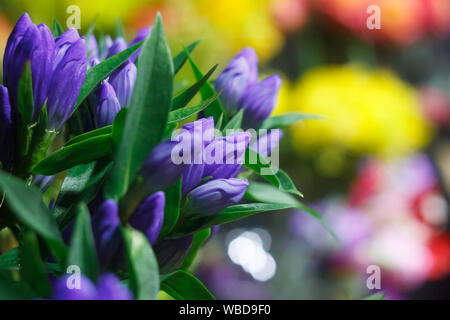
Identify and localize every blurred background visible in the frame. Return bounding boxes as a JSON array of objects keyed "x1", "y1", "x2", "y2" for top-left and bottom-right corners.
[{"x1": 1, "y1": 0, "x2": 450, "y2": 299}]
